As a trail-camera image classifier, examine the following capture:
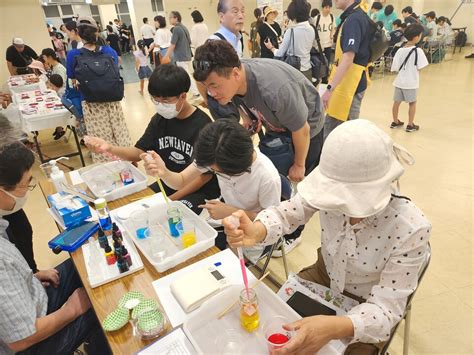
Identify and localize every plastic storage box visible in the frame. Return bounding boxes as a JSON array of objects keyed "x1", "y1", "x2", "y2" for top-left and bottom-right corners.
[
  {"x1": 79, "y1": 161, "x2": 148, "y2": 202},
  {"x1": 111, "y1": 196, "x2": 217, "y2": 273}
]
